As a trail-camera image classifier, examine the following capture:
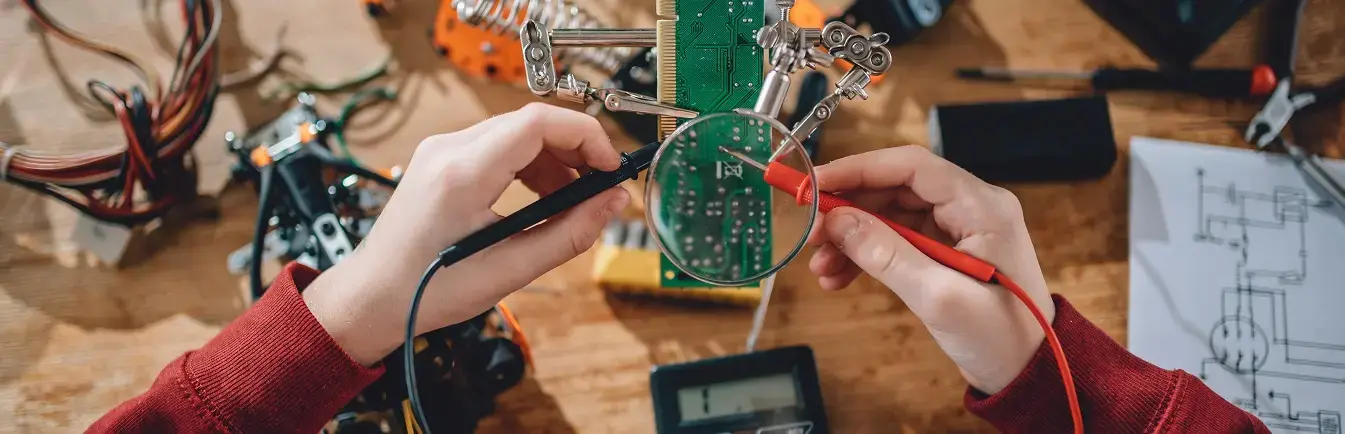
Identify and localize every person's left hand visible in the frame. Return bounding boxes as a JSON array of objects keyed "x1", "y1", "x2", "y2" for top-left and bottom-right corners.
[{"x1": 303, "y1": 103, "x2": 630, "y2": 365}]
